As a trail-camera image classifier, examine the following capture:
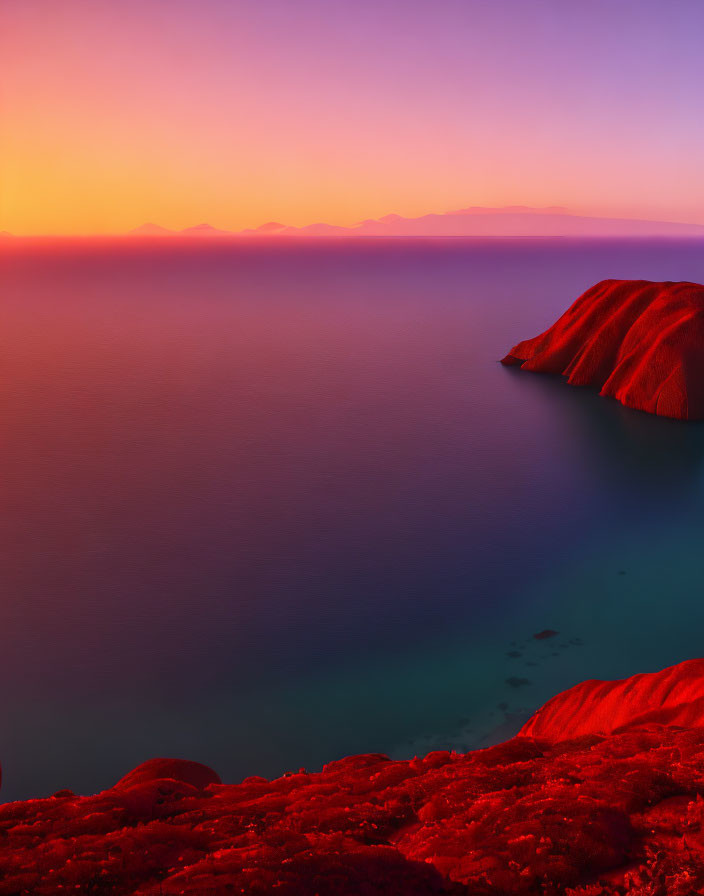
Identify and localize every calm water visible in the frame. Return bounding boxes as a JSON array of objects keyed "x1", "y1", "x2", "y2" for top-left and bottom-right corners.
[{"x1": 2, "y1": 237, "x2": 704, "y2": 801}]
